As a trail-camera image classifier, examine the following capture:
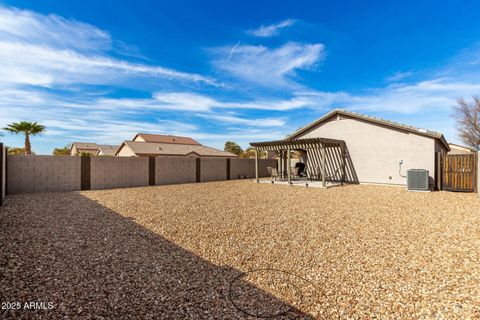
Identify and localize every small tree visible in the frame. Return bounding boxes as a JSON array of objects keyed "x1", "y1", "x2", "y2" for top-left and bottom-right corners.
[
  {"x1": 53, "y1": 145, "x2": 70, "y2": 156},
  {"x1": 79, "y1": 152, "x2": 92, "y2": 157},
  {"x1": 3, "y1": 121, "x2": 46, "y2": 155},
  {"x1": 7, "y1": 147, "x2": 35, "y2": 155},
  {"x1": 224, "y1": 141, "x2": 244, "y2": 155},
  {"x1": 241, "y1": 147, "x2": 266, "y2": 159},
  {"x1": 454, "y1": 97, "x2": 480, "y2": 150}
]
